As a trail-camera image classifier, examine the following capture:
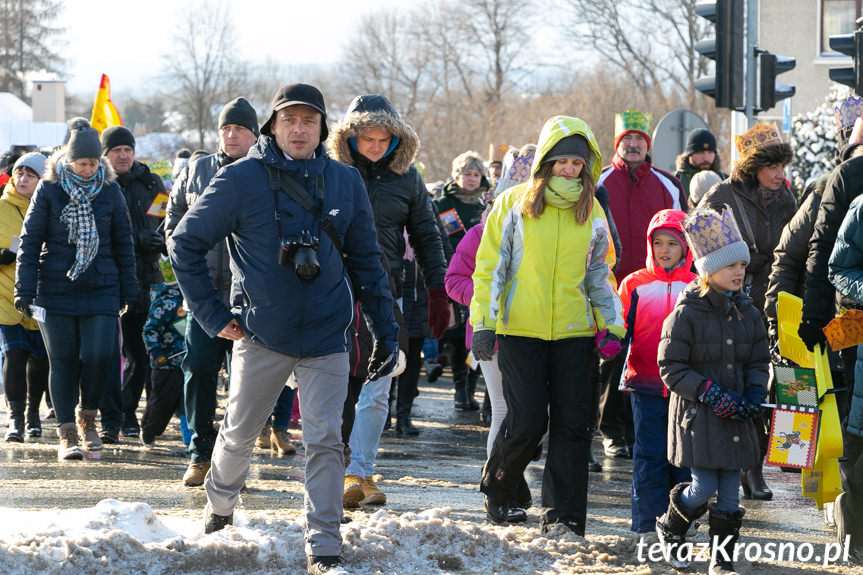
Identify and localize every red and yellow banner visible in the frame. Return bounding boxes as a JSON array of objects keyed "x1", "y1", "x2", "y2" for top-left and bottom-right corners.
[{"x1": 90, "y1": 74, "x2": 122, "y2": 135}]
